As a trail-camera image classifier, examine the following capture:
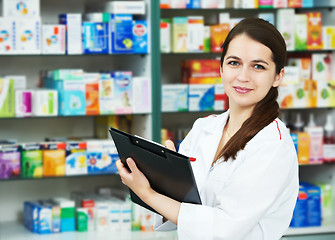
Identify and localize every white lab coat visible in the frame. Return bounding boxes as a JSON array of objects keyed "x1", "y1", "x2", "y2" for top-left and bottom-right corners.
[{"x1": 154, "y1": 111, "x2": 299, "y2": 240}]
